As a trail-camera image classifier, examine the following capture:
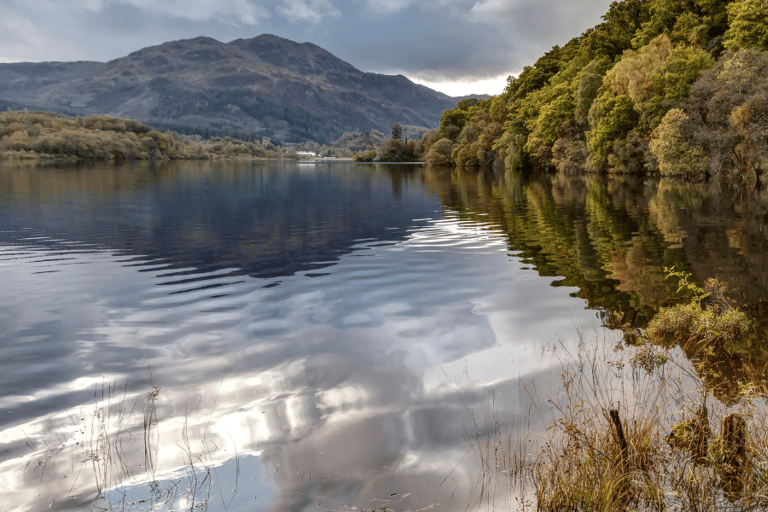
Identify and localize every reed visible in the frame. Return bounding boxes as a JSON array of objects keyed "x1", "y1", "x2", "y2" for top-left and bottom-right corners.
[
  {"x1": 21, "y1": 378, "x2": 238, "y2": 511},
  {"x1": 473, "y1": 296, "x2": 768, "y2": 511}
]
